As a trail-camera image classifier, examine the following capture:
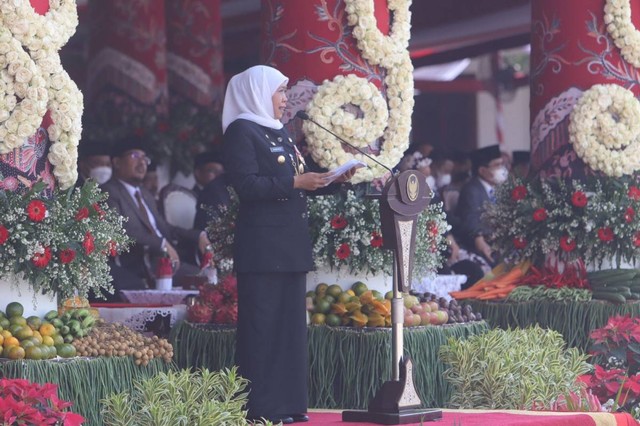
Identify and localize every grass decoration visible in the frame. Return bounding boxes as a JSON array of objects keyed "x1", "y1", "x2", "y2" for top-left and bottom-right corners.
[
  {"x1": 439, "y1": 326, "x2": 590, "y2": 410},
  {"x1": 0, "y1": 356, "x2": 173, "y2": 426},
  {"x1": 170, "y1": 321, "x2": 489, "y2": 409},
  {"x1": 468, "y1": 300, "x2": 640, "y2": 352}
]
